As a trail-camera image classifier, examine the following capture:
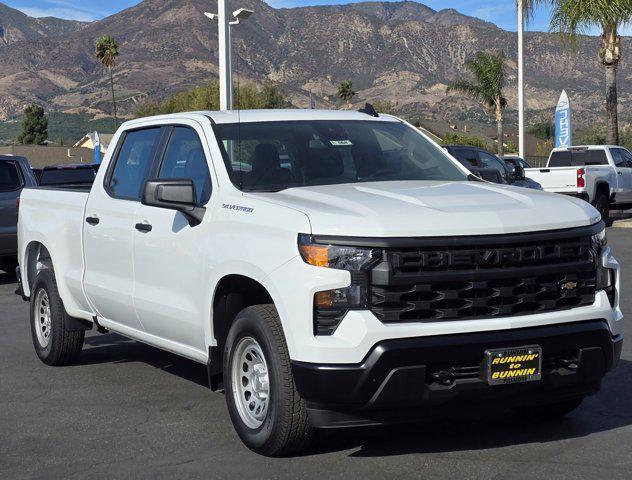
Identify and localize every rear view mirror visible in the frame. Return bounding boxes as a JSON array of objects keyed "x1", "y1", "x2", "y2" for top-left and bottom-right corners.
[{"x1": 142, "y1": 179, "x2": 205, "y2": 225}]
